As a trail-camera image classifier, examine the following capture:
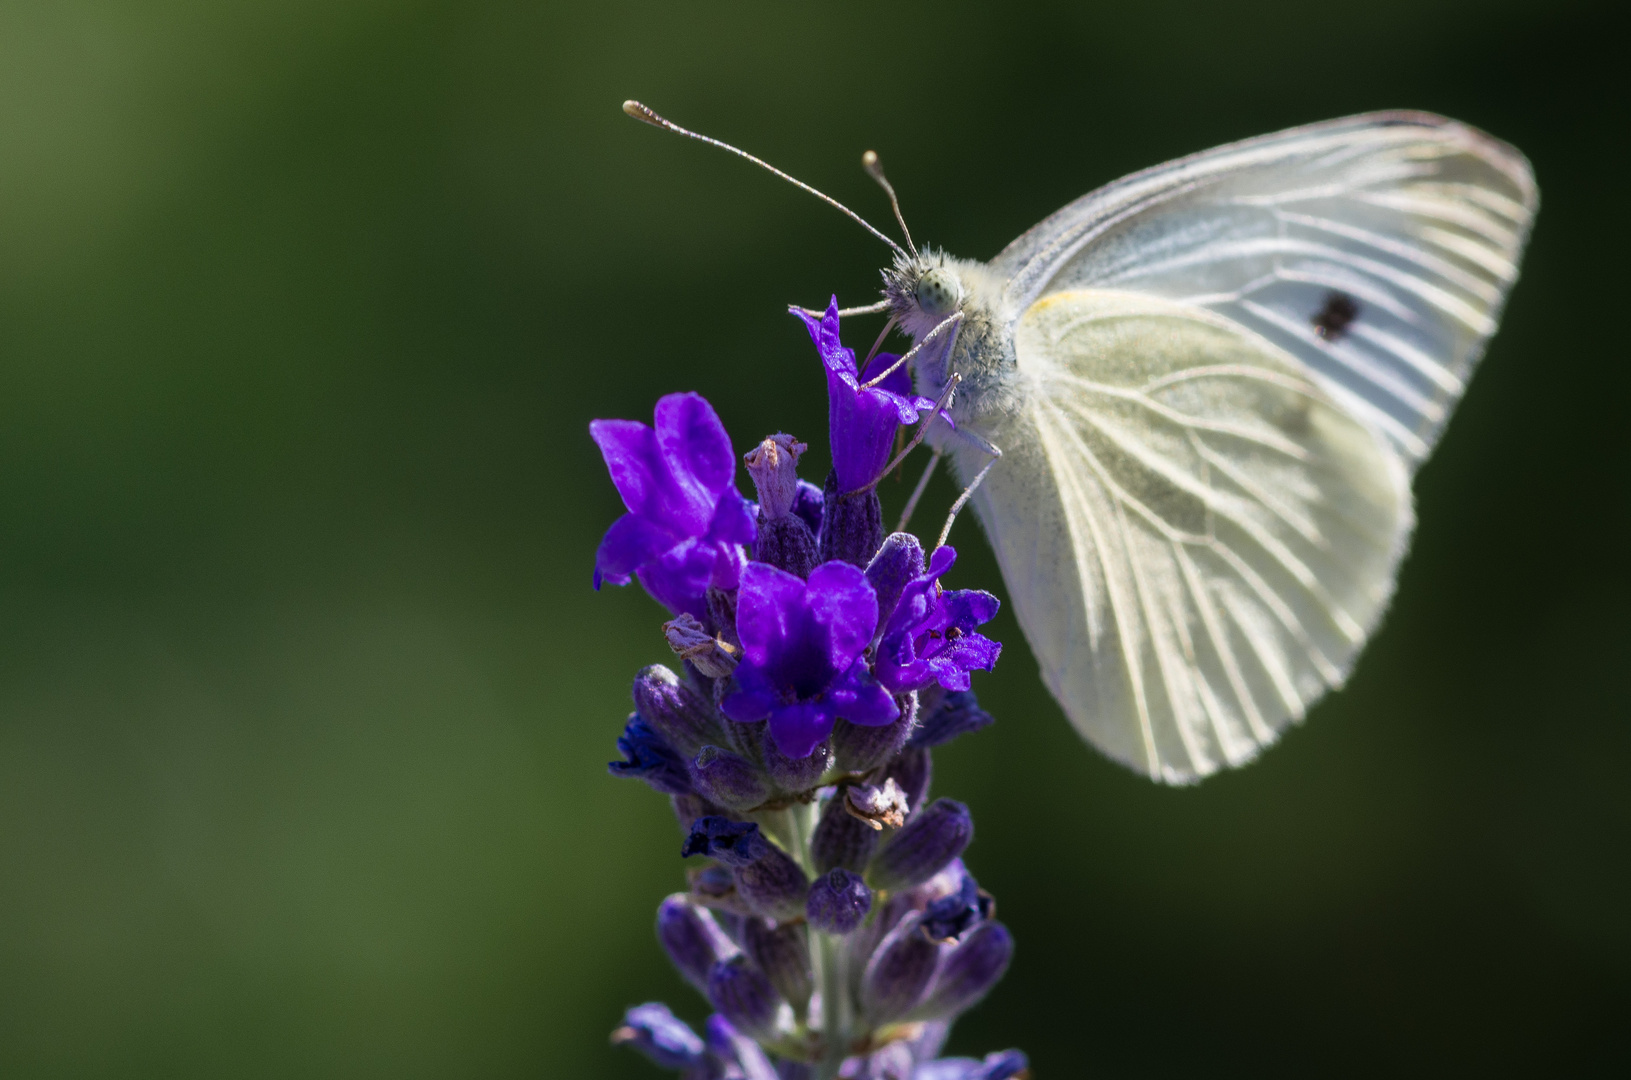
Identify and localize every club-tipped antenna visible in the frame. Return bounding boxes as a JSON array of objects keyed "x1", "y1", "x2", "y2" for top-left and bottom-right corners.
[
  {"x1": 861, "y1": 150, "x2": 917, "y2": 259},
  {"x1": 623, "y1": 100, "x2": 906, "y2": 259}
]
